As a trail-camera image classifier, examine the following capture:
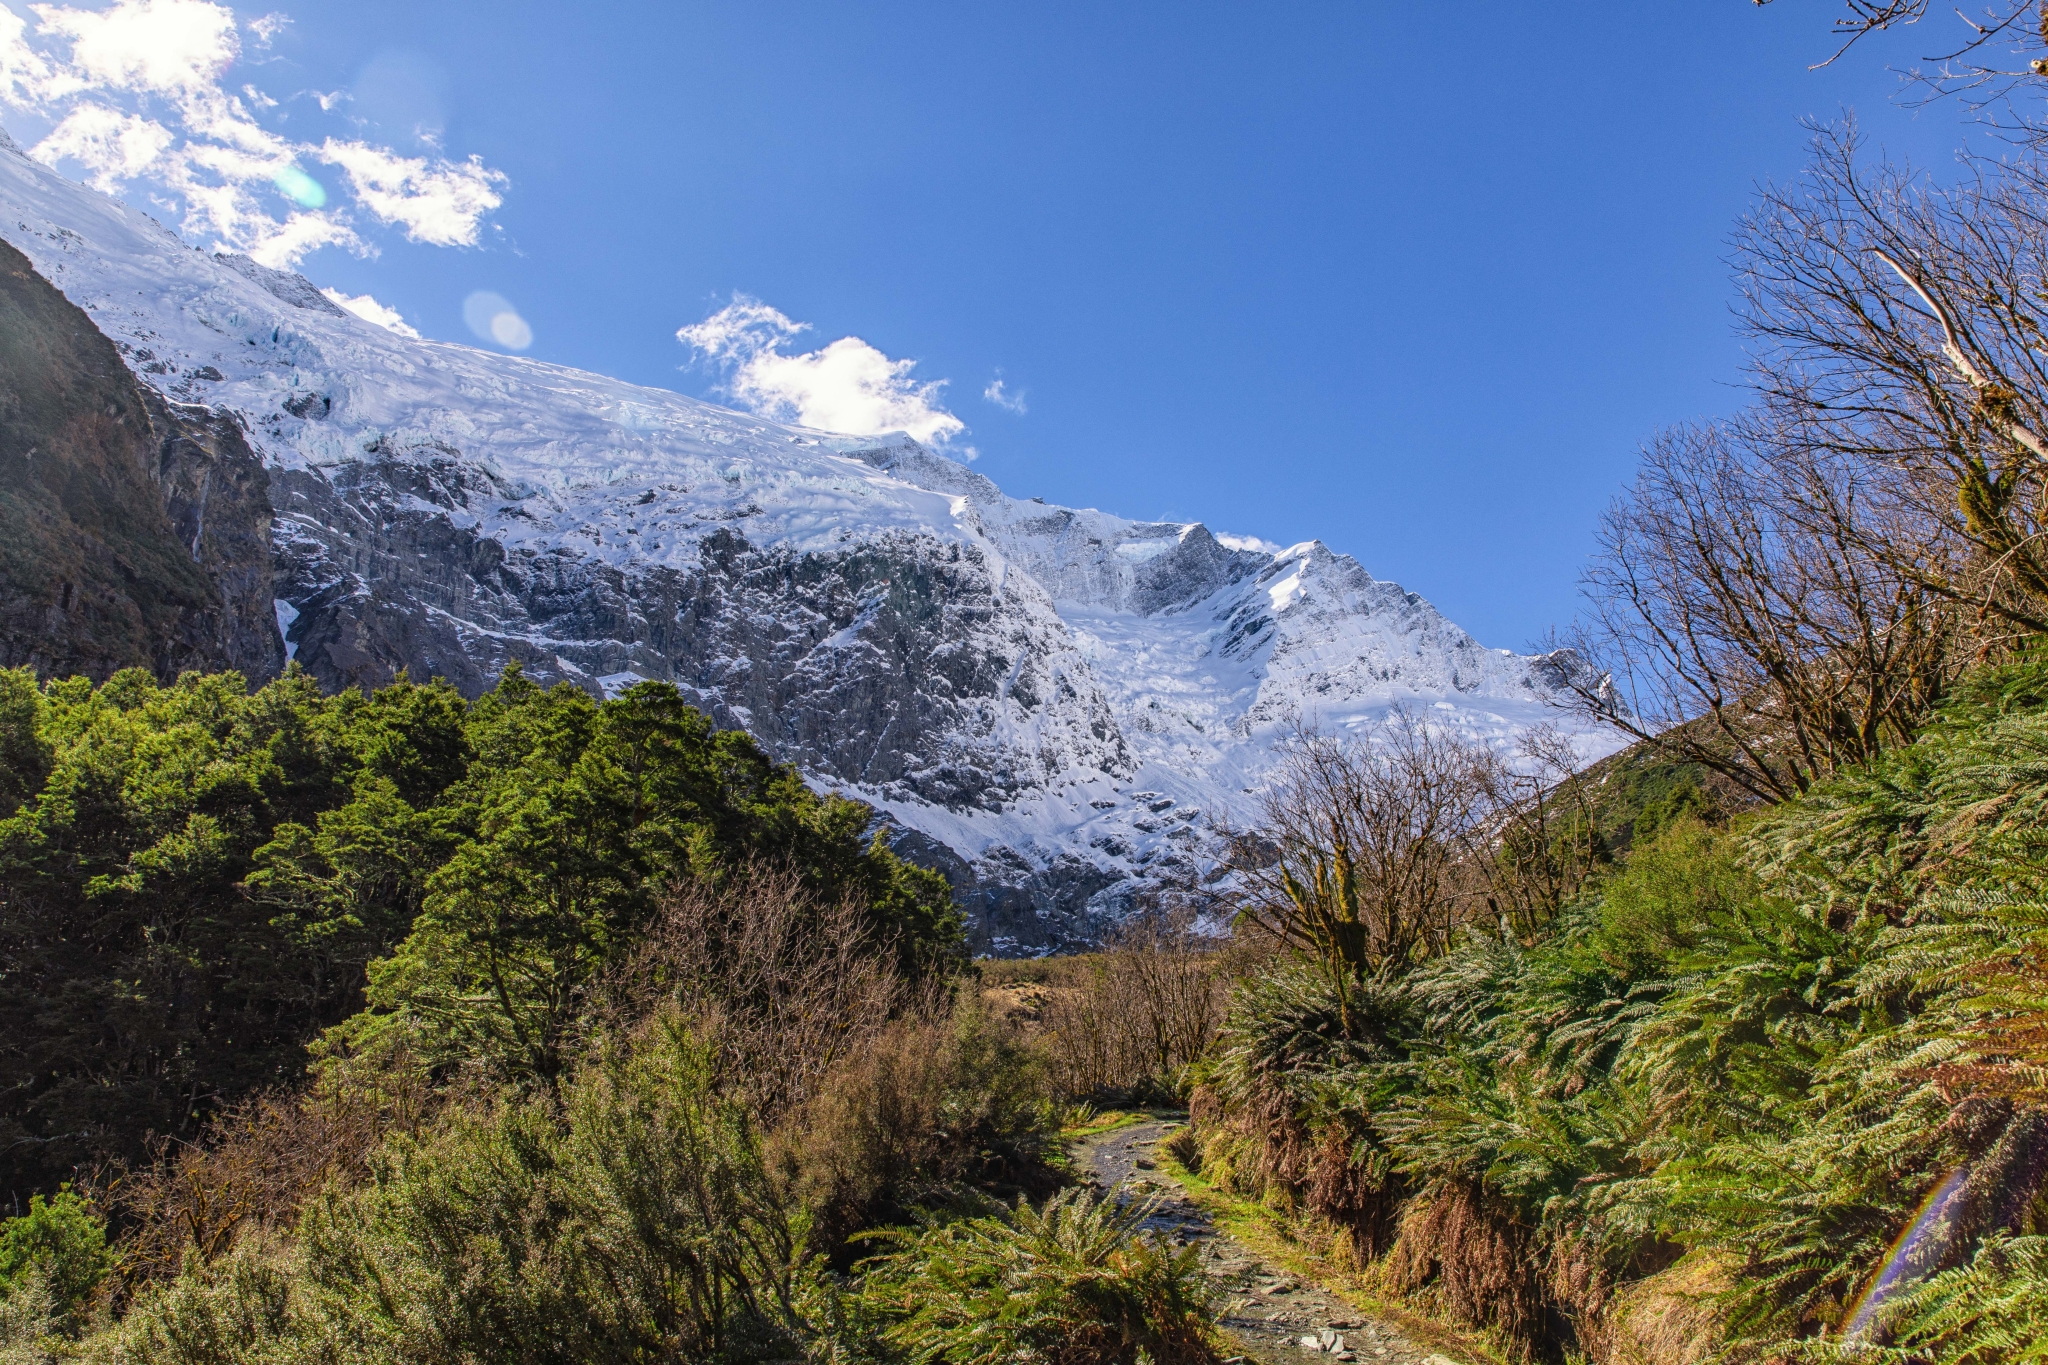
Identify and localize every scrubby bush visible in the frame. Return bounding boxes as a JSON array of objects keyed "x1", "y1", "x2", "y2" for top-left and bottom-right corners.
[
  {"x1": 783, "y1": 993, "x2": 1059, "y2": 1265},
  {"x1": 108, "y1": 1015, "x2": 813, "y2": 1365},
  {"x1": 0, "y1": 1270, "x2": 59, "y2": 1365},
  {"x1": 0, "y1": 1190, "x2": 112, "y2": 1328},
  {"x1": 65, "y1": 833, "x2": 1110, "y2": 1365},
  {"x1": 855, "y1": 1186, "x2": 1218, "y2": 1365}
]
